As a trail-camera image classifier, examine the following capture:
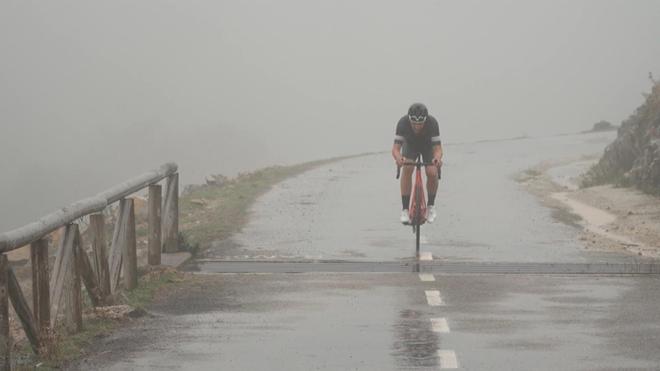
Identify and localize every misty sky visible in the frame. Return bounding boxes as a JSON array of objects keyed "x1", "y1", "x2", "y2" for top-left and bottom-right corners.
[{"x1": 1, "y1": 0, "x2": 660, "y2": 230}]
